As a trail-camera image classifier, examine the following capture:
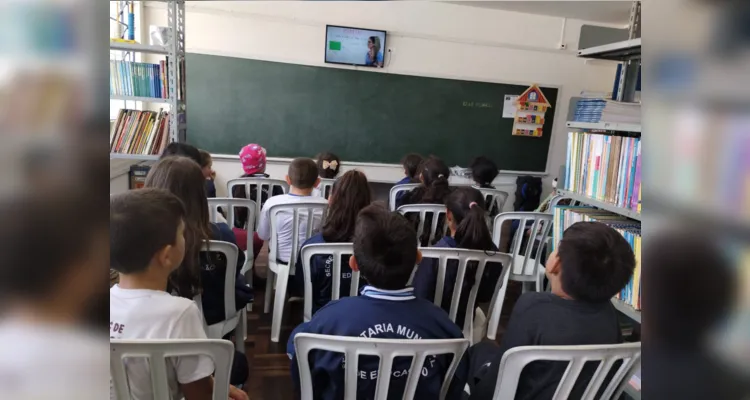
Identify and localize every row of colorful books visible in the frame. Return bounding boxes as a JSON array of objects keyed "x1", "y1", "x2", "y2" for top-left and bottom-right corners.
[
  {"x1": 110, "y1": 109, "x2": 170, "y2": 155},
  {"x1": 110, "y1": 60, "x2": 167, "y2": 98},
  {"x1": 565, "y1": 131, "x2": 641, "y2": 212},
  {"x1": 552, "y1": 206, "x2": 641, "y2": 311},
  {"x1": 109, "y1": 58, "x2": 185, "y2": 100}
]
